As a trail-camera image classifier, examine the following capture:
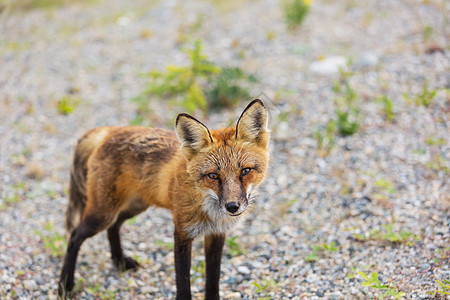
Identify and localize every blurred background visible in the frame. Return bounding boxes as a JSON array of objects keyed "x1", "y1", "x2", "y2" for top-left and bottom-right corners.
[{"x1": 0, "y1": 0, "x2": 448, "y2": 298}]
